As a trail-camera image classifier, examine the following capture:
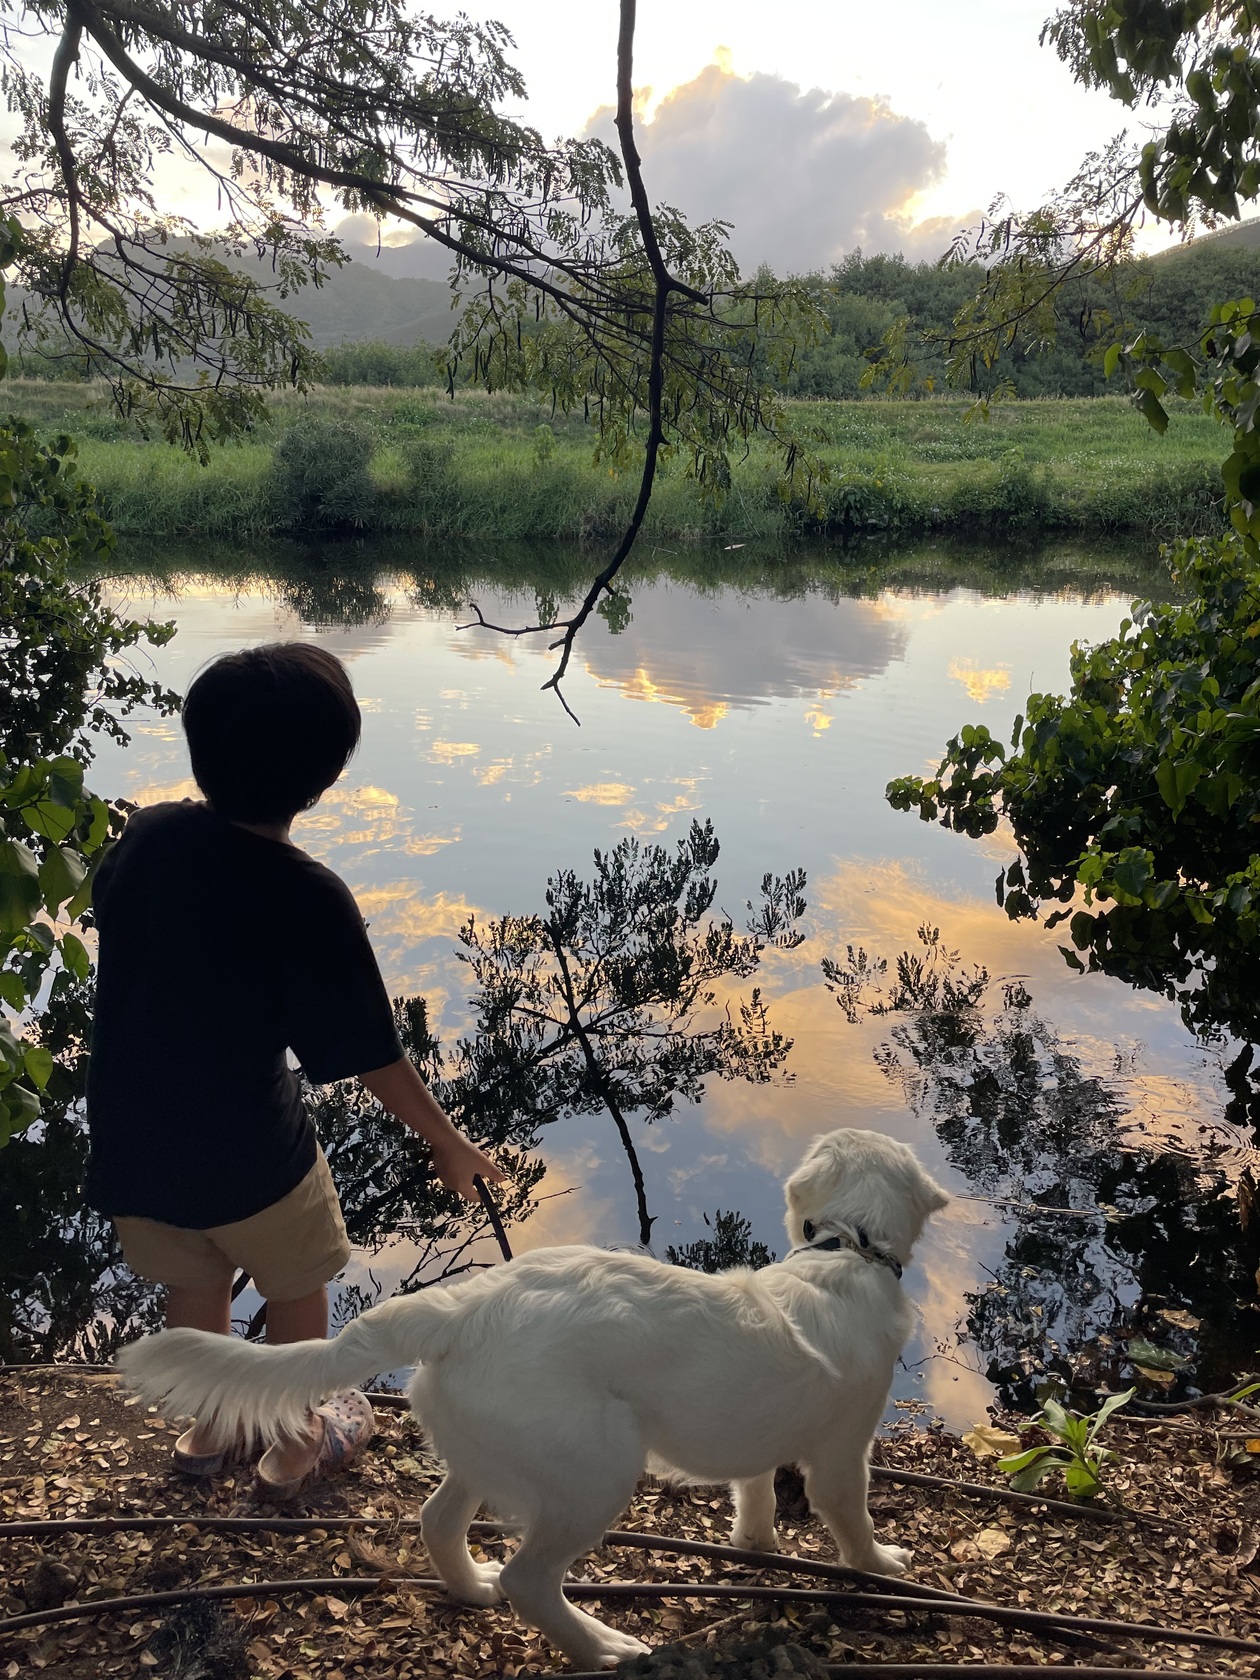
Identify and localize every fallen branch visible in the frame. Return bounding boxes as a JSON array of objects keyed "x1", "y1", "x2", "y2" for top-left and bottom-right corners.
[{"x1": 2, "y1": 1571, "x2": 1258, "y2": 1657}]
